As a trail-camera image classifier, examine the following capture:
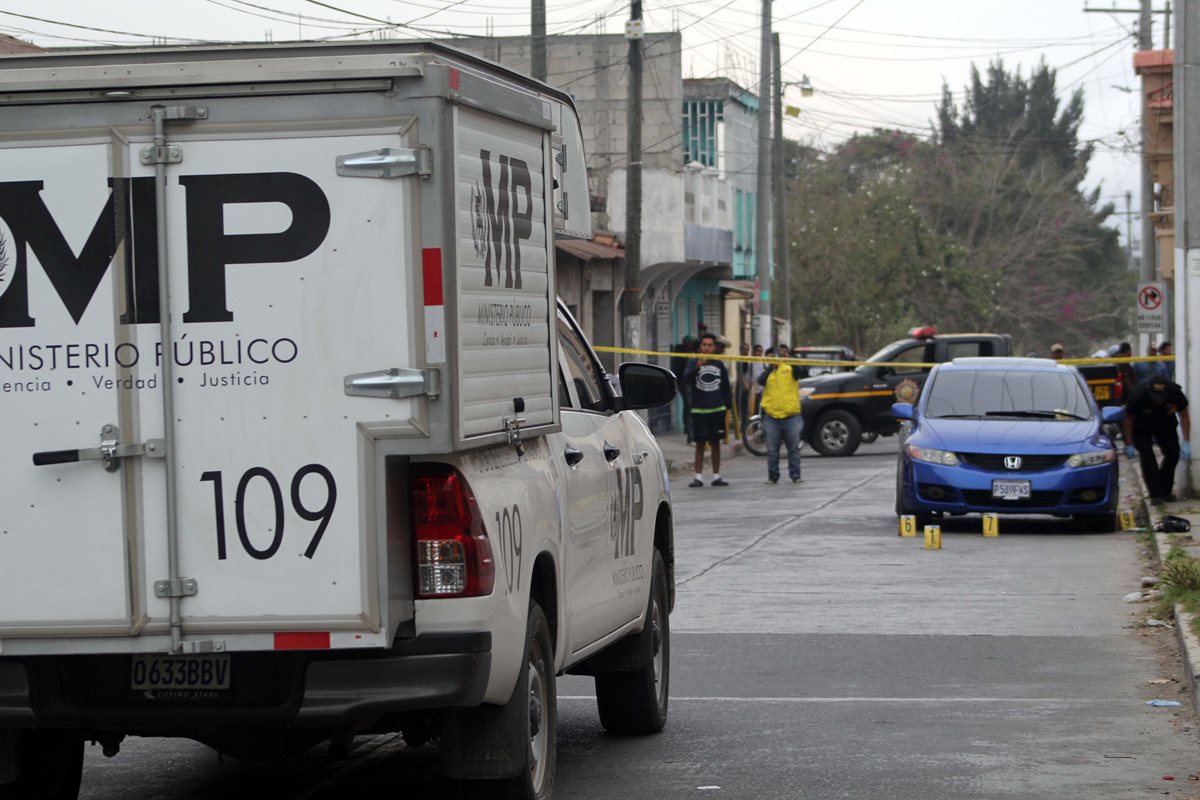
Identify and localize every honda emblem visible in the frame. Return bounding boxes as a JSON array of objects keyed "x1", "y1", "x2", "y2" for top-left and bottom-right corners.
[{"x1": 1003, "y1": 456, "x2": 1022, "y2": 470}]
